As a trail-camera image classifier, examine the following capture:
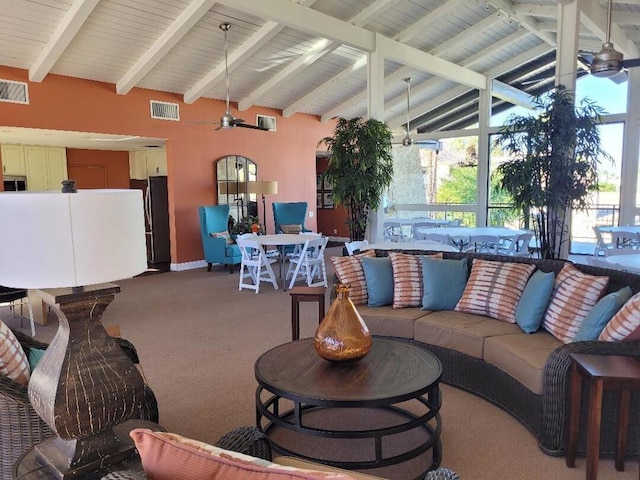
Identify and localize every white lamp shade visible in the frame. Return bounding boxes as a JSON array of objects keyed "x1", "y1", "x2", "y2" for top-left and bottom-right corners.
[
  {"x1": 0, "y1": 189, "x2": 148, "y2": 288},
  {"x1": 247, "y1": 181, "x2": 278, "y2": 195}
]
